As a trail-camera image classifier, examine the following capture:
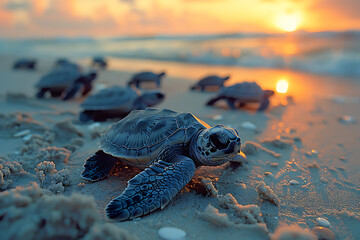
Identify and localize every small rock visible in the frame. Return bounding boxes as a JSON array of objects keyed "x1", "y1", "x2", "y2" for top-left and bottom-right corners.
[
  {"x1": 158, "y1": 227, "x2": 186, "y2": 240},
  {"x1": 338, "y1": 115, "x2": 356, "y2": 124},
  {"x1": 14, "y1": 129, "x2": 31, "y2": 137},
  {"x1": 312, "y1": 226, "x2": 335, "y2": 240},
  {"x1": 316, "y1": 217, "x2": 331, "y2": 227},
  {"x1": 88, "y1": 122, "x2": 101, "y2": 130},
  {"x1": 264, "y1": 172, "x2": 273, "y2": 176},
  {"x1": 212, "y1": 115, "x2": 223, "y2": 120},
  {"x1": 289, "y1": 180, "x2": 299, "y2": 185},
  {"x1": 22, "y1": 134, "x2": 32, "y2": 141},
  {"x1": 241, "y1": 121, "x2": 256, "y2": 131}
]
